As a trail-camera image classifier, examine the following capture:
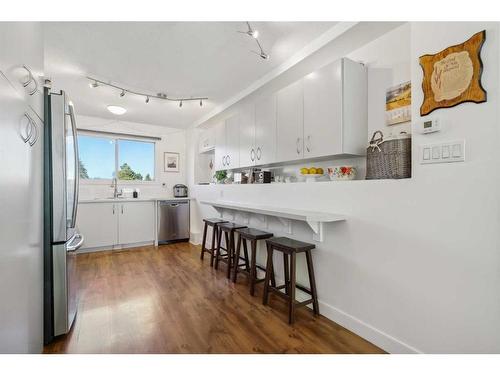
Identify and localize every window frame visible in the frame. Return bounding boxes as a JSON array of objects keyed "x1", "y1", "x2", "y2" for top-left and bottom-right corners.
[{"x1": 77, "y1": 132, "x2": 157, "y2": 185}]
